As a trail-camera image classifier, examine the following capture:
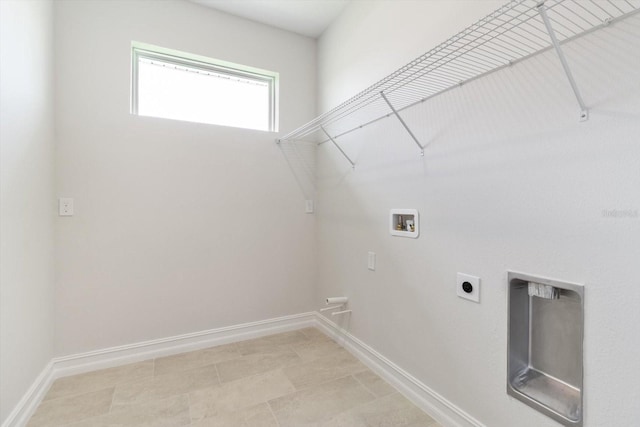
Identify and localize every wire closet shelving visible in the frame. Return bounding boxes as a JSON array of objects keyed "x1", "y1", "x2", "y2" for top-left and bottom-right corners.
[{"x1": 276, "y1": 0, "x2": 640, "y2": 168}]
